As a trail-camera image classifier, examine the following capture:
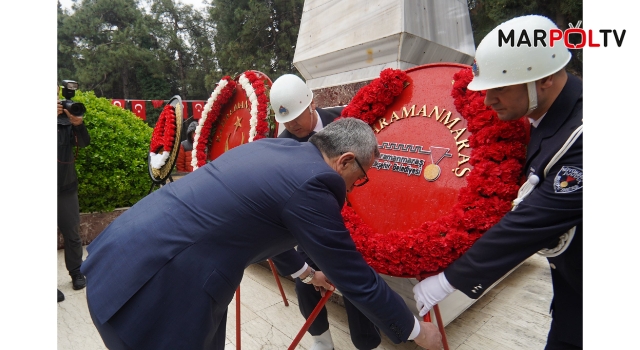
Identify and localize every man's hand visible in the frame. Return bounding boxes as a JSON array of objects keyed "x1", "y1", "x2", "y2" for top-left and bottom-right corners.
[
  {"x1": 413, "y1": 321, "x2": 443, "y2": 350},
  {"x1": 309, "y1": 270, "x2": 334, "y2": 297},
  {"x1": 413, "y1": 272, "x2": 456, "y2": 317},
  {"x1": 58, "y1": 102, "x2": 84, "y2": 126}
]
